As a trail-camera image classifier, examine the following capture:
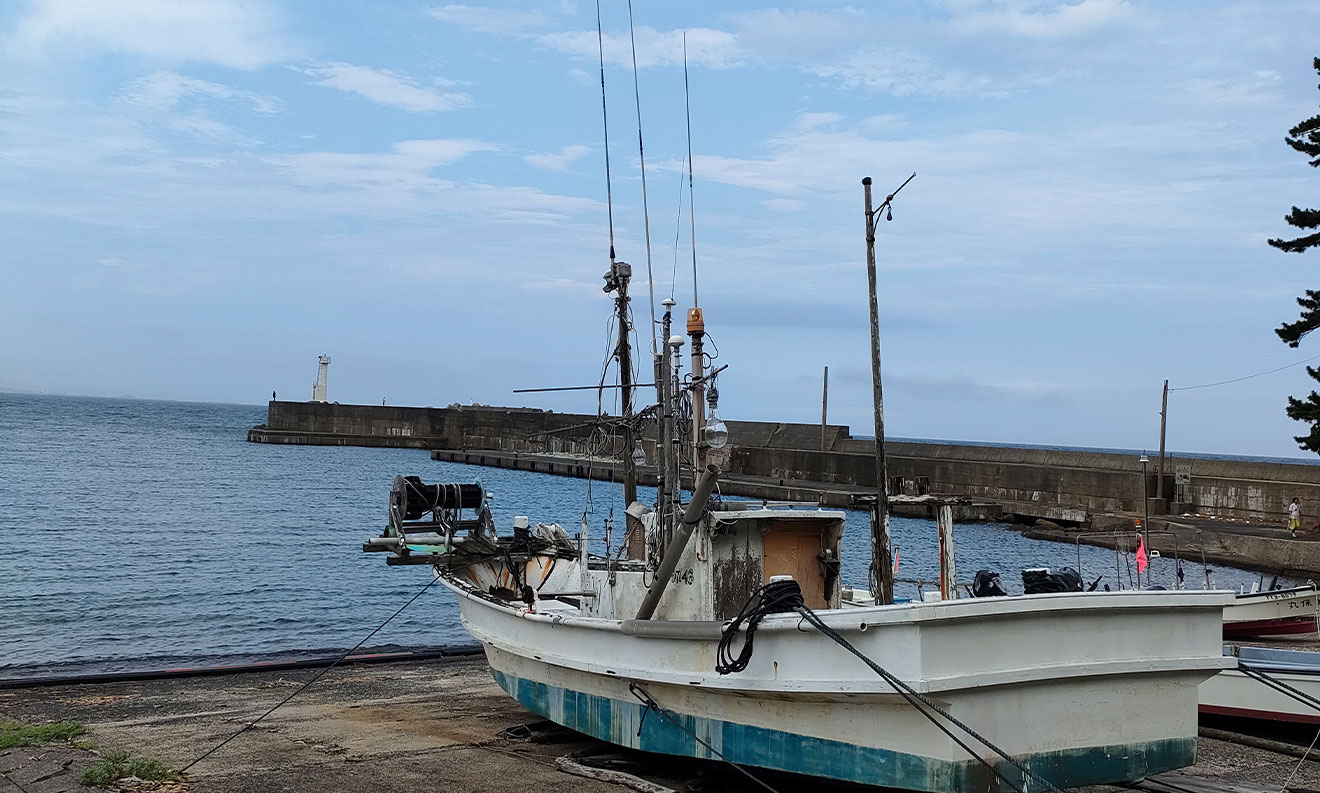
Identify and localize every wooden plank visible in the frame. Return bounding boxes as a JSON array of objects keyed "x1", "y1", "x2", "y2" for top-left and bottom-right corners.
[{"x1": 1134, "y1": 769, "x2": 1289, "y2": 793}]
